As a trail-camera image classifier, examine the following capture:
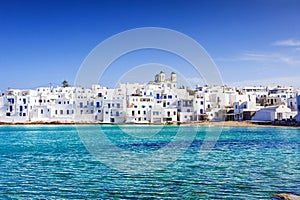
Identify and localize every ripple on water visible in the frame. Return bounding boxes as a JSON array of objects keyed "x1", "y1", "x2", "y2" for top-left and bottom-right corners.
[{"x1": 0, "y1": 125, "x2": 300, "y2": 199}]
